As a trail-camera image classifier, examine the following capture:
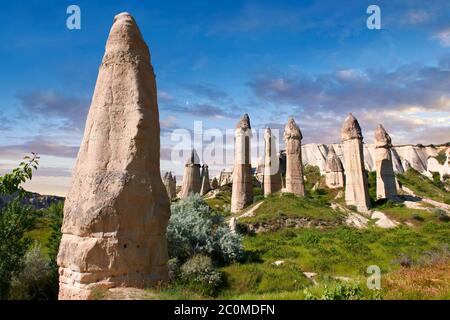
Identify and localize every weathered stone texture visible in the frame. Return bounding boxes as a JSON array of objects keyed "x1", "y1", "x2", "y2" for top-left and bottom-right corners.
[
  {"x1": 325, "y1": 146, "x2": 344, "y2": 189},
  {"x1": 57, "y1": 12, "x2": 170, "y2": 300},
  {"x1": 231, "y1": 114, "x2": 253, "y2": 212},
  {"x1": 341, "y1": 114, "x2": 370, "y2": 212},
  {"x1": 179, "y1": 149, "x2": 201, "y2": 198},
  {"x1": 283, "y1": 117, "x2": 305, "y2": 196},
  {"x1": 374, "y1": 125, "x2": 397, "y2": 200},
  {"x1": 263, "y1": 128, "x2": 282, "y2": 195}
]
